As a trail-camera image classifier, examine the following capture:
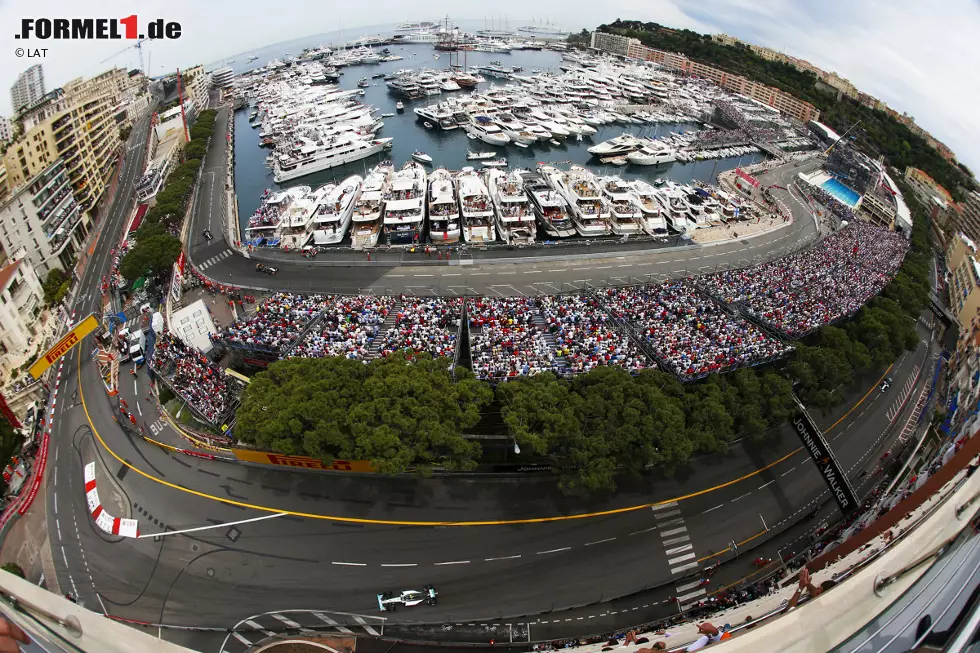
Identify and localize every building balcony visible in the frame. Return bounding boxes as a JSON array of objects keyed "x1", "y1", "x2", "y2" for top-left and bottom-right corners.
[{"x1": 47, "y1": 205, "x2": 82, "y2": 251}]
